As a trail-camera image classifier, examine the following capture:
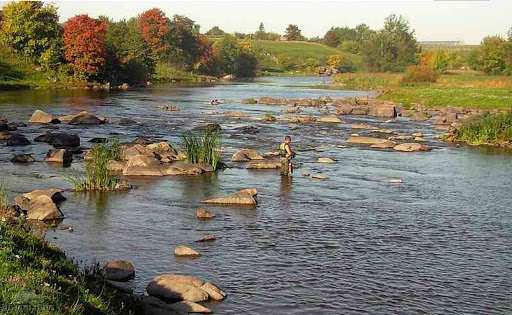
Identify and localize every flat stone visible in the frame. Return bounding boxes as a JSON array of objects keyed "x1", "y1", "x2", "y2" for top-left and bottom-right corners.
[
  {"x1": 28, "y1": 110, "x2": 55, "y2": 124},
  {"x1": 195, "y1": 235, "x2": 216, "y2": 242},
  {"x1": 312, "y1": 174, "x2": 328, "y2": 180},
  {"x1": 393, "y1": 143, "x2": 432, "y2": 152},
  {"x1": 347, "y1": 136, "x2": 390, "y2": 145},
  {"x1": 200, "y1": 282, "x2": 227, "y2": 301},
  {"x1": 231, "y1": 149, "x2": 264, "y2": 162},
  {"x1": 370, "y1": 141, "x2": 396, "y2": 149},
  {"x1": 174, "y1": 246, "x2": 200, "y2": 257},
  {"x1": 317, "y1": 157, "x2": 335, "y2": 164},
  {"x1": 201, "y1": 188, "x2": 258, "y2": 206},
  {"x1": 146, "y1": 274, "x2": 207, "y2": 302},
  {"x1": 317, "y1": 115, "x2": 343, "y2": 123},
  {"x1": 246, "y1": 159, "x2": 280, "y2": 169}
]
